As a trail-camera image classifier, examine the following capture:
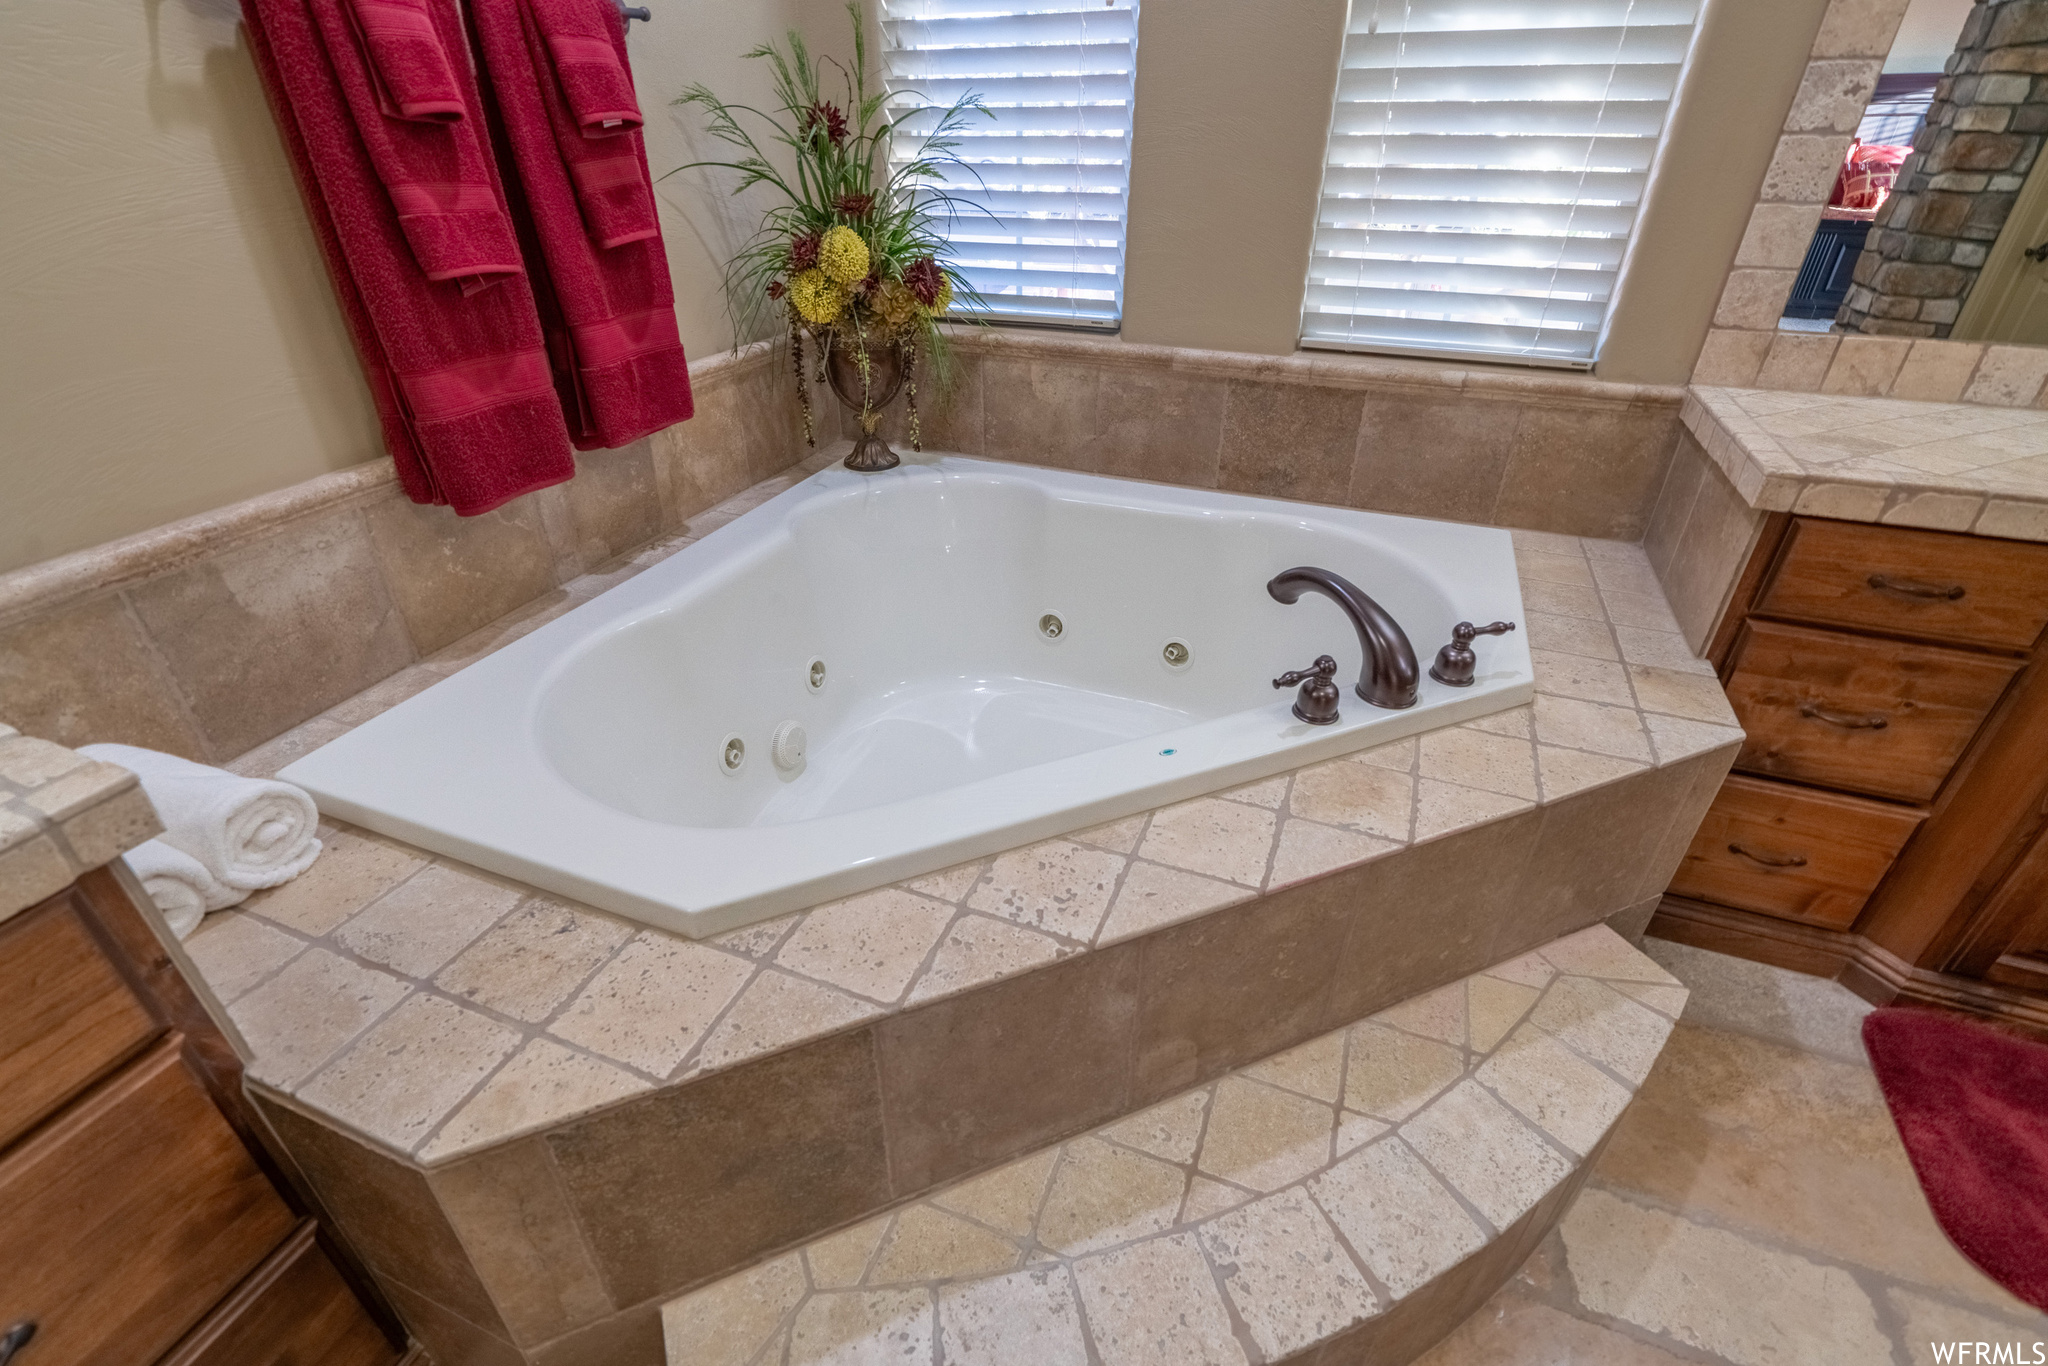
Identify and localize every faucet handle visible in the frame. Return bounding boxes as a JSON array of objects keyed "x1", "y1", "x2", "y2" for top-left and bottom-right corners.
[
  {"x1": 1274, "y1": 655, "x2": 1342, "y2": 725},
  {"x1": 1430, "y1": 620, "x2": 1516, "y2": 687}
]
